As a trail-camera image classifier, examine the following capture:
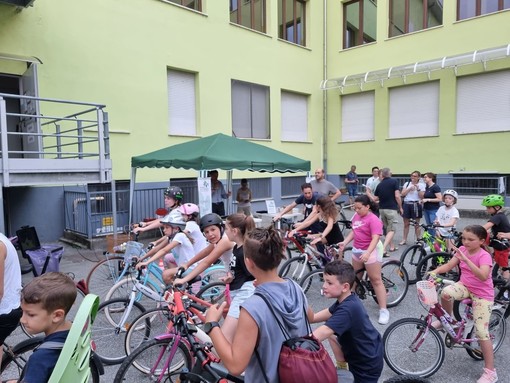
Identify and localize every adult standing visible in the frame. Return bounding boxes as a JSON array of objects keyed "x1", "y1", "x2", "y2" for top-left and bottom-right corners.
[
  {"x1": 310, "y1": 168, "x2": 342, "y2": 201},
  {"x1": 209, "y1": 170, "x2": 231, "y2": 217},
  {"x1": 400, "y1": 171, "x2": 426, "y2": 245},
  {"x1": 422, "y1": 172, "x2": 442, "y2": 235},
  {"x1": 374, "y1": 168, "x2": 402, "y2": 255},
  {"x1": 365, "y1": 166, "x2": 380, "y2": 197},
  {"x1": 236, "y1": 178, "x2": 252, "y2": 216},
  {"x1": 345, "y1": 165, "x2": 359, "y2": 206}
]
